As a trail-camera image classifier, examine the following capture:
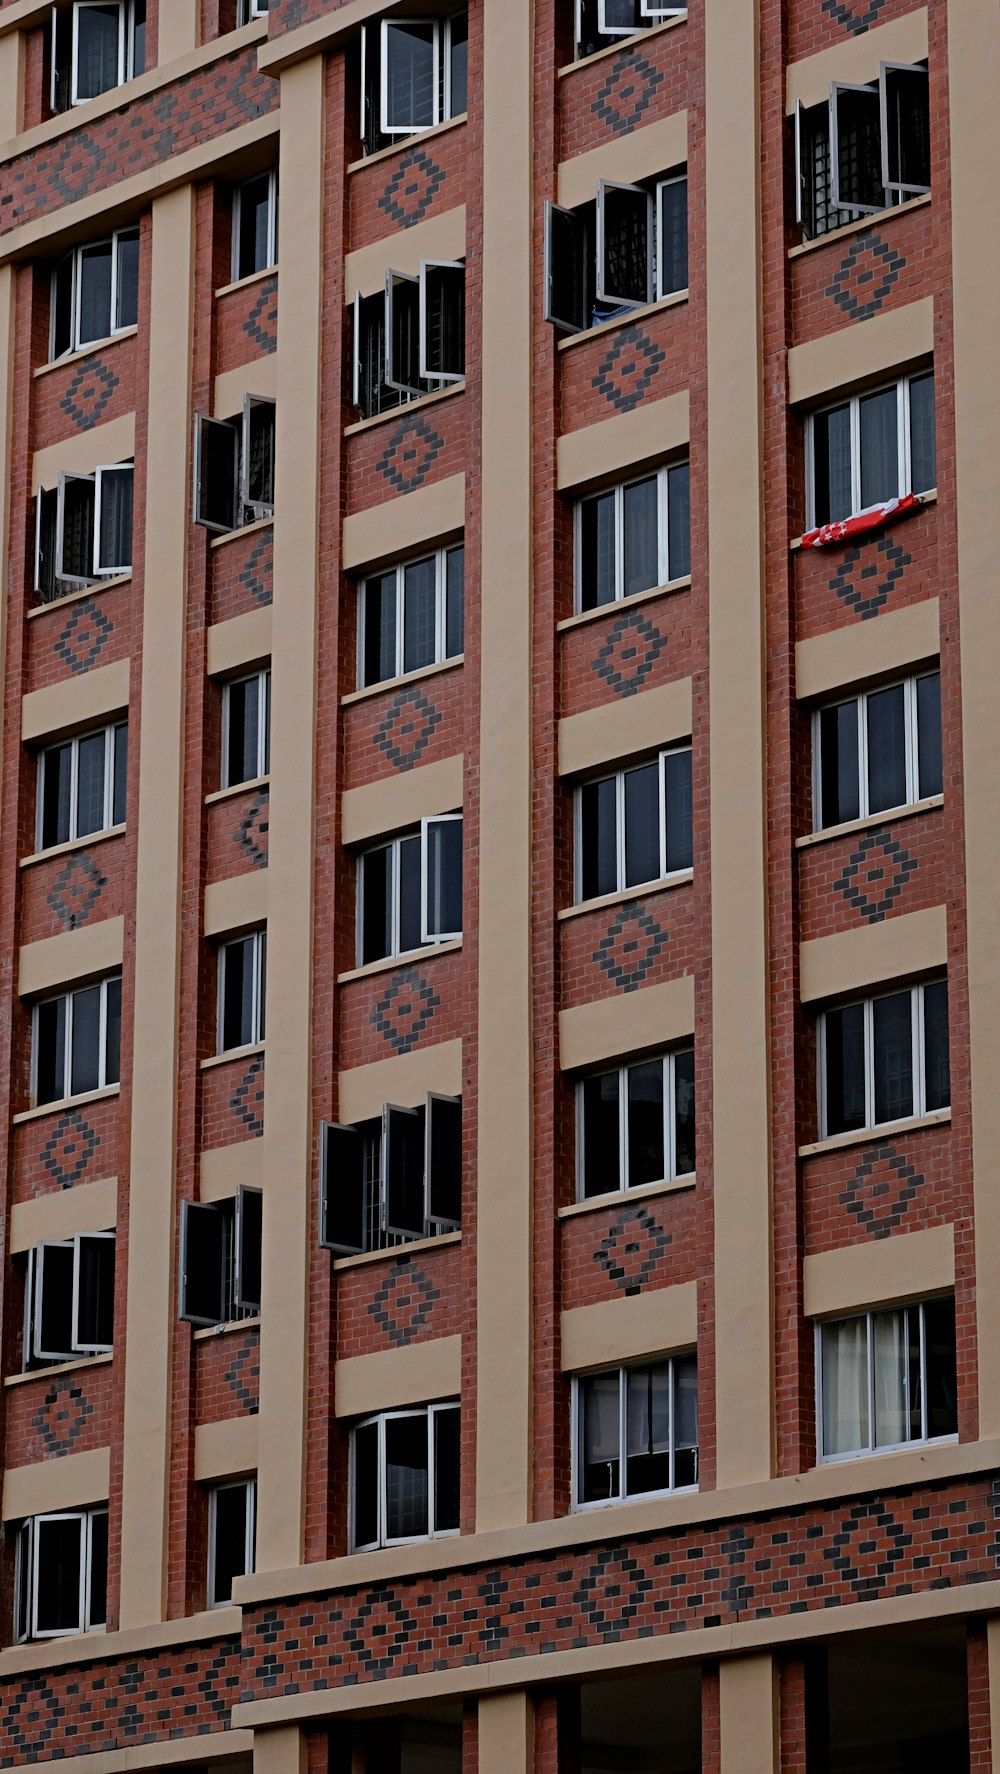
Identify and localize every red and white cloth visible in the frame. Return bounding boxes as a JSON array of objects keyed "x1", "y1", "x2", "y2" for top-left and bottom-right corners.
[{"x1": 800, "y1": 492, "x2": 919, "y2": 551}]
